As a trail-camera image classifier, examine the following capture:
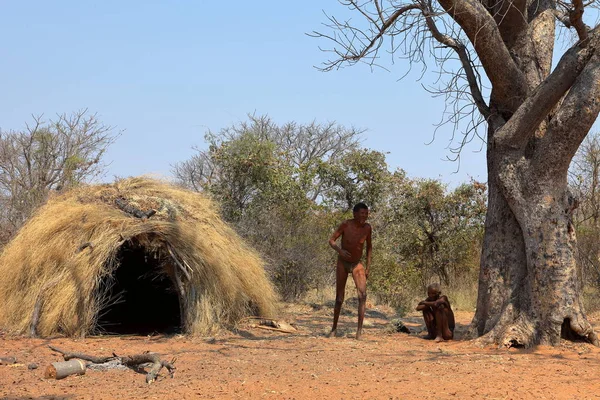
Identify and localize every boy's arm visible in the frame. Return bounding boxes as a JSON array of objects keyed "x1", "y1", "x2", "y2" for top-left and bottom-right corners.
[
  {"x1": 365, "y1": 225, "x2": 372, "y2": 279},
  {"x1": 418, "y1": 296, "x2": 450, "y2": 309},
  {"x1": 329, "y1": 222, "x2": 350, "y2": 258},
  {"x1": 435, "y1": 295, "x2": 451, "y2": 308}
]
